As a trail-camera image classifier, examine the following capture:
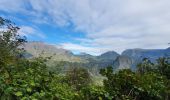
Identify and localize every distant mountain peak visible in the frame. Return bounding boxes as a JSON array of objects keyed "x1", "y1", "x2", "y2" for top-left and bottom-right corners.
[
  {"x1": 97, "y1": 51, "x2": 119, "y2": 61},
  {"x1": 100, "y1": 51, "x2": 119, "y2": 56},
  {"x1": 24, "y1": 41, "x2": 83, "y2": 62},
  {"x1": 121, "y1": 48, "x2": 170, "y2": 70},
  {"x1": 78, "y1": 52, "x2": 91, "y2": 56},
  {"x1": 167, "y1": 47, "x2": 170, "y2": 50}
]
